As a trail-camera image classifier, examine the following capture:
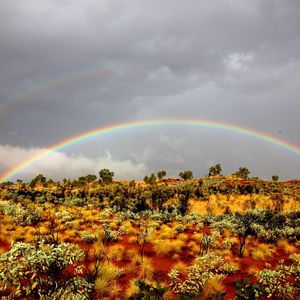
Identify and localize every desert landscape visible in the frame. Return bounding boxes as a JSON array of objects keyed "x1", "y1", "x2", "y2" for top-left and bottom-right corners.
[
  {"x1": 0, "y1": 168, "x2": 299, "y2": 299},
  {"x1": 1, "y1": 1, "x2": 300, "y2": 299}
]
